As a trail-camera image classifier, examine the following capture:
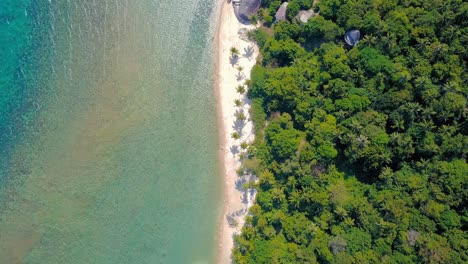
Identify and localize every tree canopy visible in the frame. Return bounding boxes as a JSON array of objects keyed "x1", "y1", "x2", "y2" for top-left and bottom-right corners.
[{"x1": 234, "y1": 0, "x2": 467, "y2": 263}]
